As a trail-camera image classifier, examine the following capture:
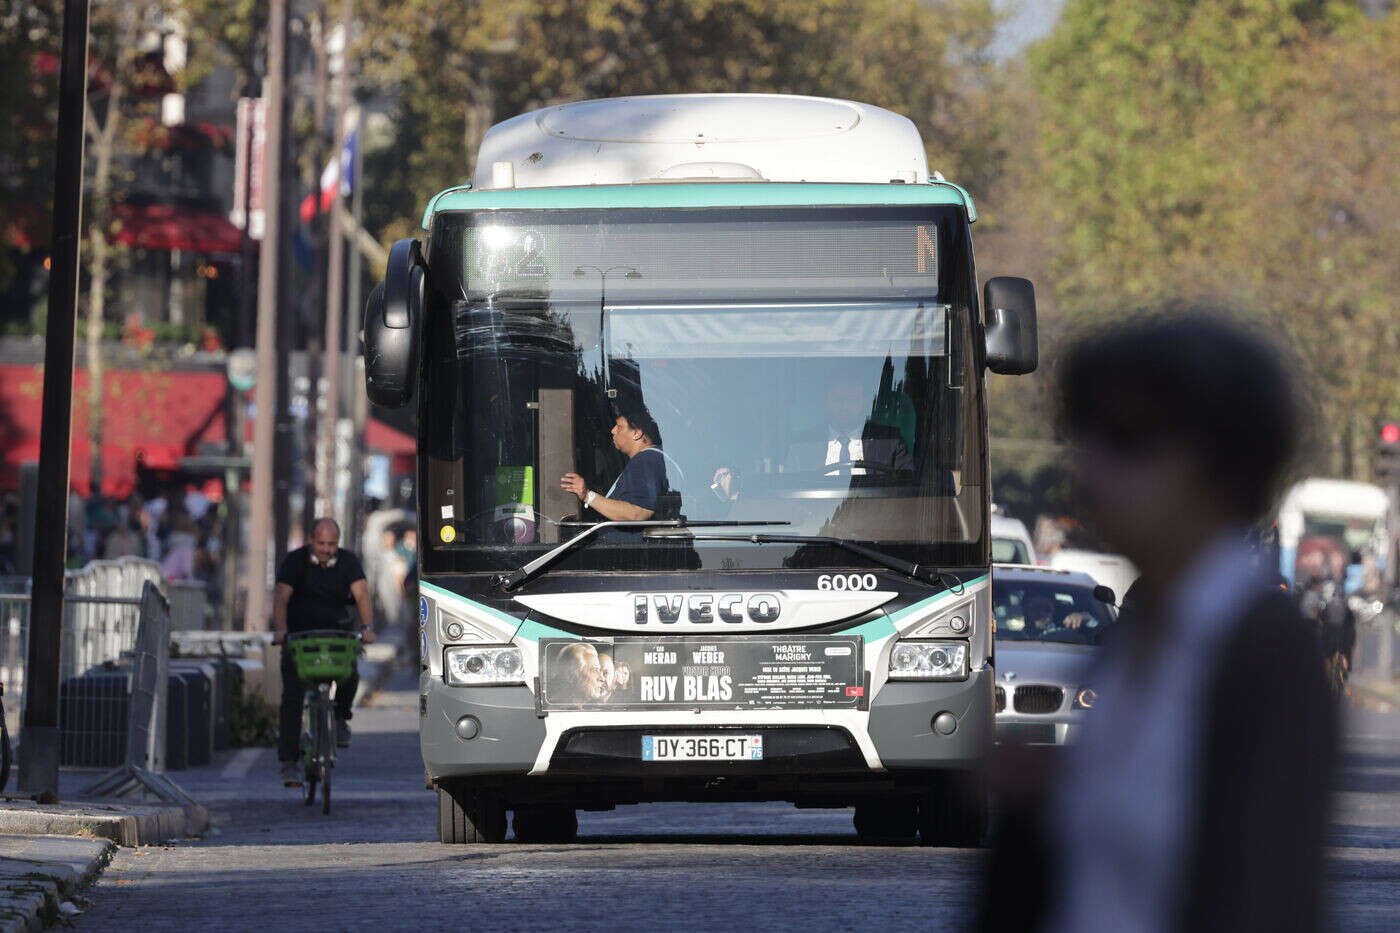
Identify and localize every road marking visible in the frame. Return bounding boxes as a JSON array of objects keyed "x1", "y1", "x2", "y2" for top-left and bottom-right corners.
[{"x1": 220, "y1": 747, "x2": 262, "y2": 779}]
